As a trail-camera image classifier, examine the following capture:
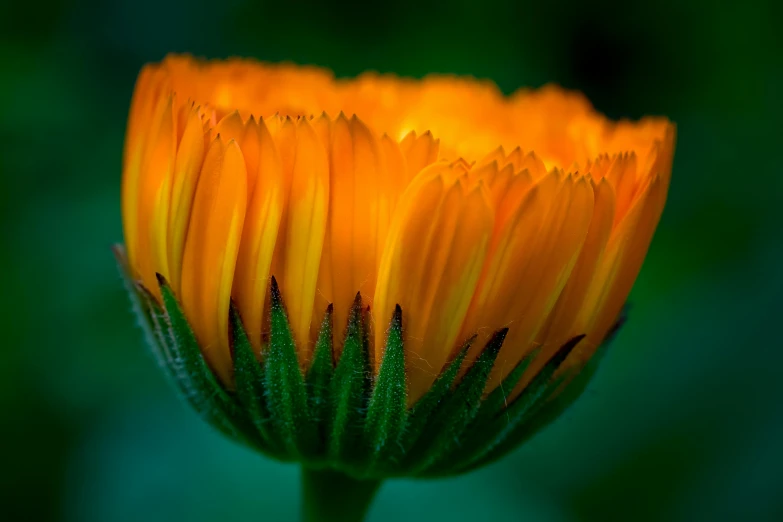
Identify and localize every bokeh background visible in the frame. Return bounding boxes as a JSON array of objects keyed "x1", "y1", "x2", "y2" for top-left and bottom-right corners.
[{"x1": 3, "y1": 0, "x2": 782, "y2": 520}]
